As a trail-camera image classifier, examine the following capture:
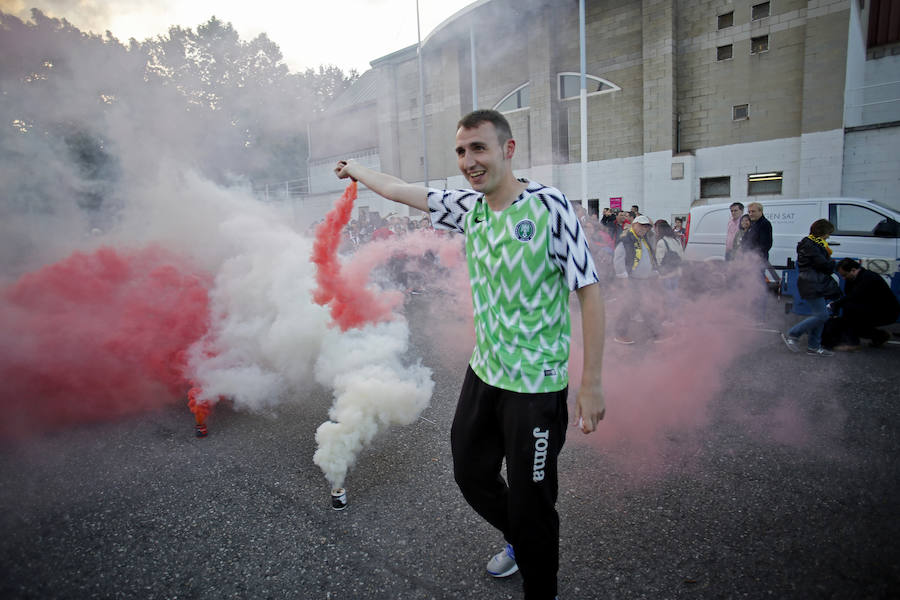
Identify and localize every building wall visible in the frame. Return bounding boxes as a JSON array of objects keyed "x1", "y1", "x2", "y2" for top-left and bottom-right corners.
[
  {"x1": 303, "y1": 0, "x2": 896, "y2": 225},
  {"x1": 675, "y1": 0, "x2": 822, "y2": 152},
  {"x1": 561, "y1": 0, "x2": 645, "y2": 161},
  {"x1": 843, "y1": 126, "x2": 900, "y2": 211}
]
